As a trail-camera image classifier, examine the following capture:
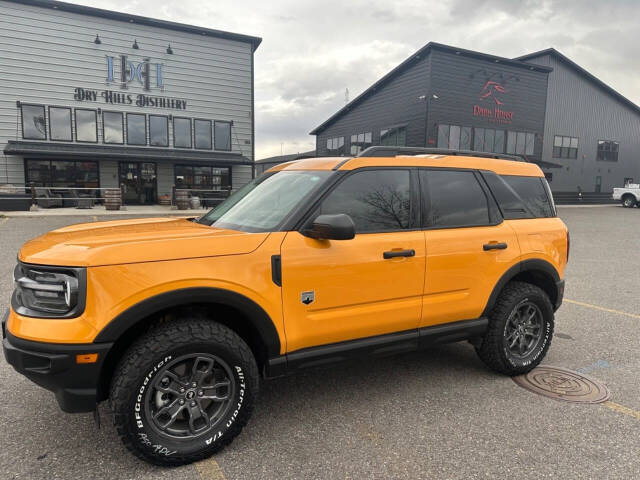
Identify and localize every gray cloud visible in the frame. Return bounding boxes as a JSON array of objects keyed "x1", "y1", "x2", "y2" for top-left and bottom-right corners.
[{"x1": 68, "y1": 0, "x2": 640, "y2": 158}]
